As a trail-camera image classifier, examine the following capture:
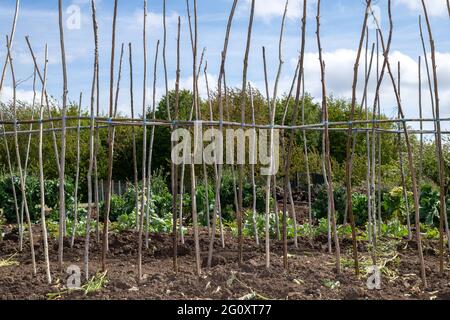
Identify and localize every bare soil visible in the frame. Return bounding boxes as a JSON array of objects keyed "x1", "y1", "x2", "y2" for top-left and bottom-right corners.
[{"x1": 0, "y1": 226, "x2": 449, "y2": 300}]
